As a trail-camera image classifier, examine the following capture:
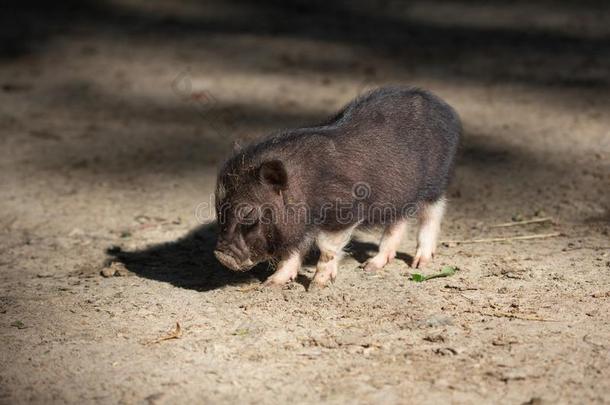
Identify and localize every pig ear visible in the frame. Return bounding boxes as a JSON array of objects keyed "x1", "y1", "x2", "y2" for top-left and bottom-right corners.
[
  {"x1": 232, "y1": 139, "x2": 242, "y2": 152},
  {"x1": 259, "y1": 160, "x2": 287, "y2": 191}
]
